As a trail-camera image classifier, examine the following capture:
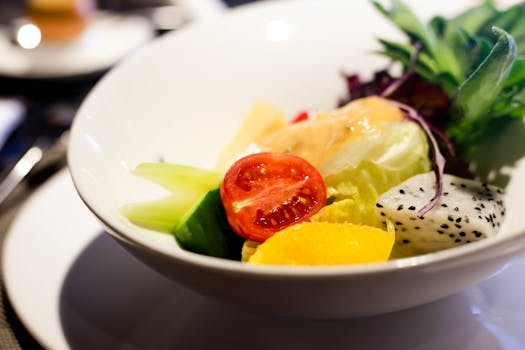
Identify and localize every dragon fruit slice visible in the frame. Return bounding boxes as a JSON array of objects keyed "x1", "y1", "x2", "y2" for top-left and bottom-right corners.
[{"x1": 375, "y1": 172, "x2": 505, "y2": 254}]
